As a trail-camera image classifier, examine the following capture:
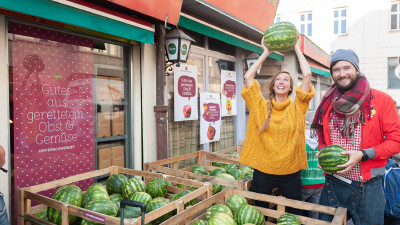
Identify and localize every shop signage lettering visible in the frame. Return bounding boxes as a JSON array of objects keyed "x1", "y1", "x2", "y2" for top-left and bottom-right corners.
[
  {"x1": 202, "y1": 103, "x2": 220, "y2": 123},
  {"x1": 177, "y1": 75, "x2": 196, "y2": 100}
]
